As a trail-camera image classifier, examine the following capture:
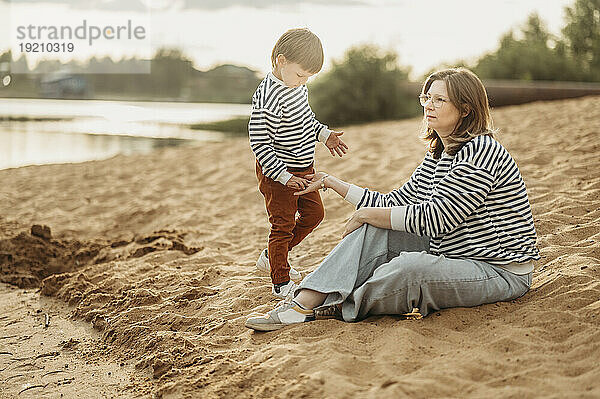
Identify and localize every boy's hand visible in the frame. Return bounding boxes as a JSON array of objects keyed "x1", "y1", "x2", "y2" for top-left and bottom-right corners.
[
  {"x1": 286, "y1": 175, "x2": 310, "y2": 190},
  {"x1": 325, "y1": 131, "x2": 348, "y2": 157}
]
